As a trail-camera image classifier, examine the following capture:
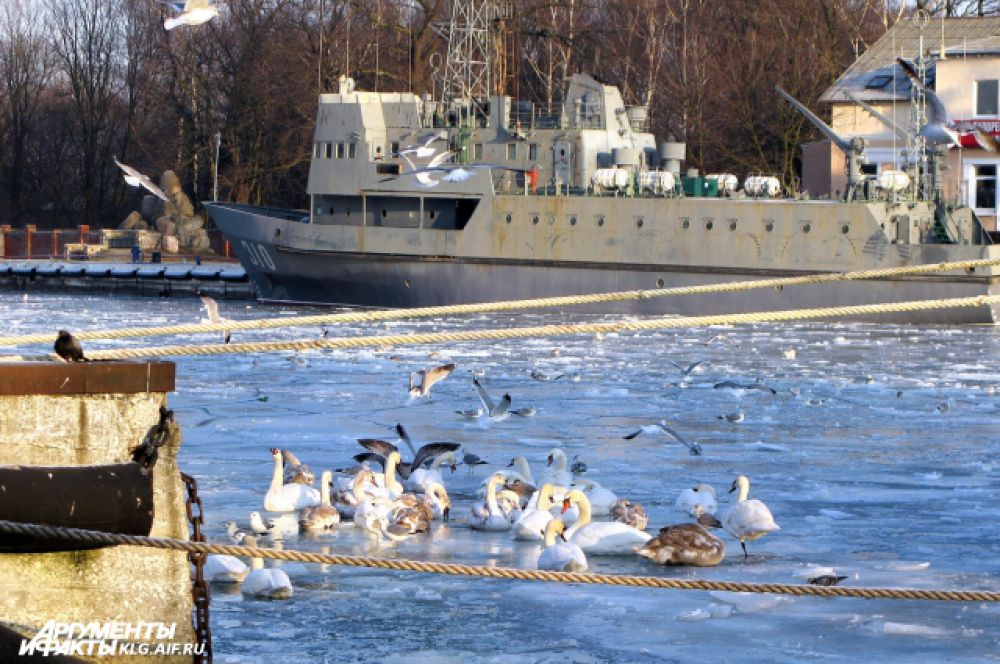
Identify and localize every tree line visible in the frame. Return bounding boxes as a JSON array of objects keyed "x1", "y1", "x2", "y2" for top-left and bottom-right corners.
[{"x1": 0, "y1": 0, "x2": 995, "y2": 228}]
